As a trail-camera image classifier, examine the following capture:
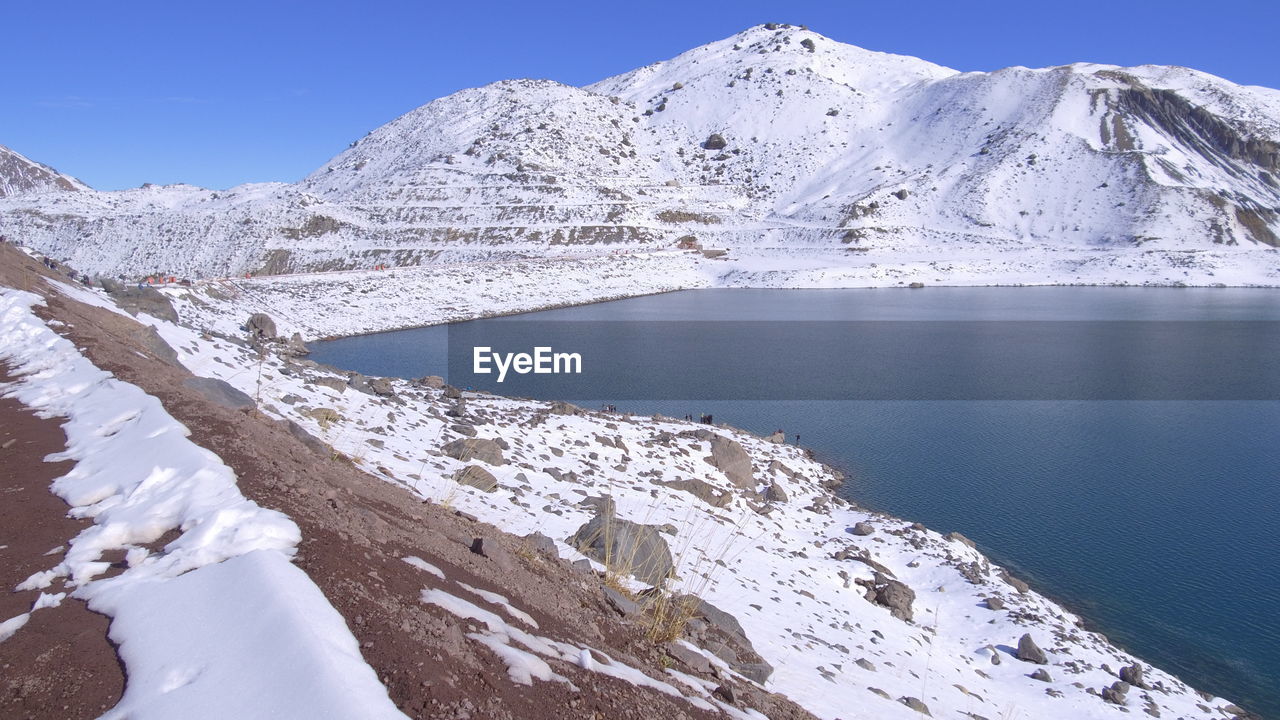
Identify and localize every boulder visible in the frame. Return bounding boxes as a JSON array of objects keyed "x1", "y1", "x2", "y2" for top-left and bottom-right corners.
[
  {"x1": 1030, "y1": 668, "x2": 1053, "y2": 682},
  {"x1": 246, "y1": 313, "x2": 277, "y2": 340},
  {"x1": 851, "y1": 521, "x2": 876, "y2": 536},
  {"x1": 705, "y1": 434, "x2": 755, "y2": 488},
  {"x1": 454, "y1": 465, "x2": 499, "y2": 492},
  {"x1": 765, "y1": 431, "x2": 785, "y2": 444},
  {"x1": 548, "y1": 401, "x2": 580, "y2": 415},
  {"x1": 285, "y1": 419, "x2": 330, "y2": 456},
  {"x1": 104, "y1": 285, "x2": 179, "y2": 323},
  {"x1": 673, "y1": 594, "x2": 773, "y2": 683},
  {"x1": 946, "y1": 531, "x2": 976, "y2": 548},
  {"x1": 859, "y1": 572, "x2": 915, "y2": 621},
  {"x1": 899, "y1": 697, "x2": 931, "y2": 716},
  {"x1": 567, "y1": 507, "x2": 674, "y2": 586},
  {"x1": 522, "y1": 532, "x2": 559, "y2": 557},
  {"x1": 762, "y1": 482, "x2": 789, "y2": 503},
  {"x1": 702, "y1": 133, "x2": 728, "y2": 150},
  {"x1": 1119, "y1": 663, "x2": 1149, "y2": 690},
  {"x1": 183, "y1": 377, "x2": 255, "y2": 410},
  {"x1": 1016, "y1": 633, "x2": 1048, "y2": 664},
  {"x1": 984, "y1": 596, "x2": 1005, "y2": 611},
  {"x1": 368, "y1": 377, "x2": 395, "y2": 396},
  {"x1": 128, "y1": 324, "x2": 181, "y2": 367},
  {"x1": 659, "y1": 477, "x2": 731, "y2": 508},
  {"x1": 416, "y1": 375, "x2": 445, "y2": 389},
  {"x1": 441, "y1": 438, "x2": 505, "y2": 466},
  {"x1": 284, "y1": 332, "x2": 310, "y2": 356},
  {"x1": 313, "y1": 377, "x2": 346, "y2": 394},
  {"x1": 1101, "y1": 681, "x2": 1130, "y2": 705}
]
